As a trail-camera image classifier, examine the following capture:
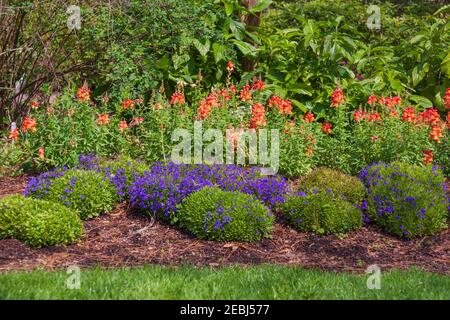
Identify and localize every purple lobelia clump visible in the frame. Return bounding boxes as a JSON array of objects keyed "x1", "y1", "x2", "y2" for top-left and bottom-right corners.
[
  {"x1": 25, "y1": 154, "x2": 147, "y2": 202},
  {"x1": 128, "y1": 162, "x2": 289, "y2": 221},
  {"x1": 359, "y1": 161, "x2": 449, "y2": 238}
]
